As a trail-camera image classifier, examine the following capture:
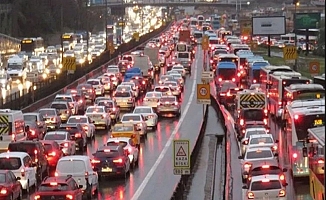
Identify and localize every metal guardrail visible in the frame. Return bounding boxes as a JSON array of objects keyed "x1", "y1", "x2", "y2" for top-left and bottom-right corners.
[
  {"x1": 89, "y1": 1, "x2": 250, "y2": 7},
  {"x1": 0, "y1": 33, "x2": 21, "y2": 55}
]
